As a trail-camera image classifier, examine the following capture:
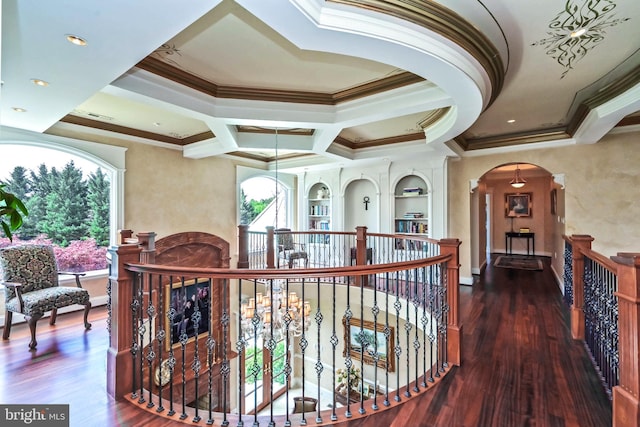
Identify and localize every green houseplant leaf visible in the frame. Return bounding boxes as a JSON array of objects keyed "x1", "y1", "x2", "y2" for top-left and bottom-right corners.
[{"x1": 0, "y1": 183, "x2": 28, "y2": 241}]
